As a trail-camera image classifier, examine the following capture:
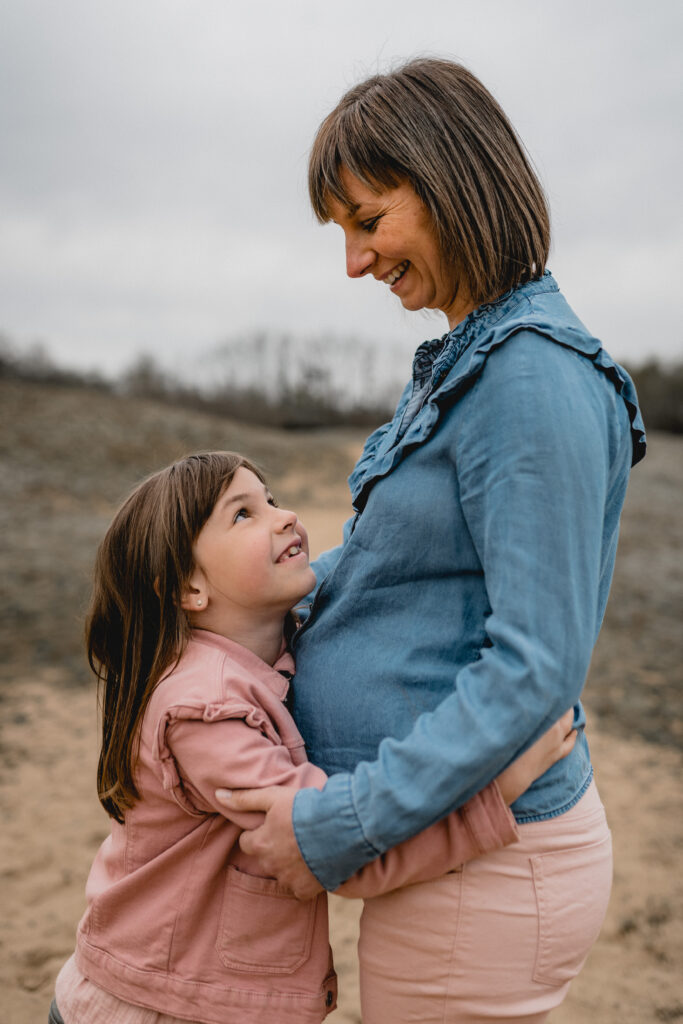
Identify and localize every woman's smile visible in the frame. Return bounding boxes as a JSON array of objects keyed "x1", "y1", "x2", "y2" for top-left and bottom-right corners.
[
  {"x1": 326, "y1": 168, "x2": 475, "y2": 329},
  {"x1": 384, "y1": 259, "x2": 410, "y2": 288}
]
